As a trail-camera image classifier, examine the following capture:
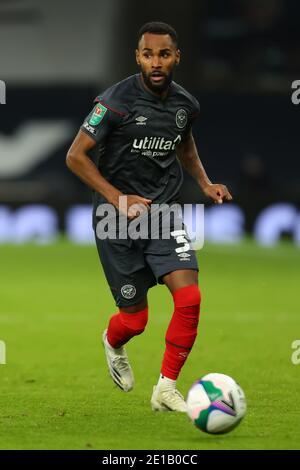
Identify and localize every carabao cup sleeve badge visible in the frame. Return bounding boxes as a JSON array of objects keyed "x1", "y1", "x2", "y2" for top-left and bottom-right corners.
[{"x1": 89, "y1": 103, "x2": 108, "y2": 126}]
